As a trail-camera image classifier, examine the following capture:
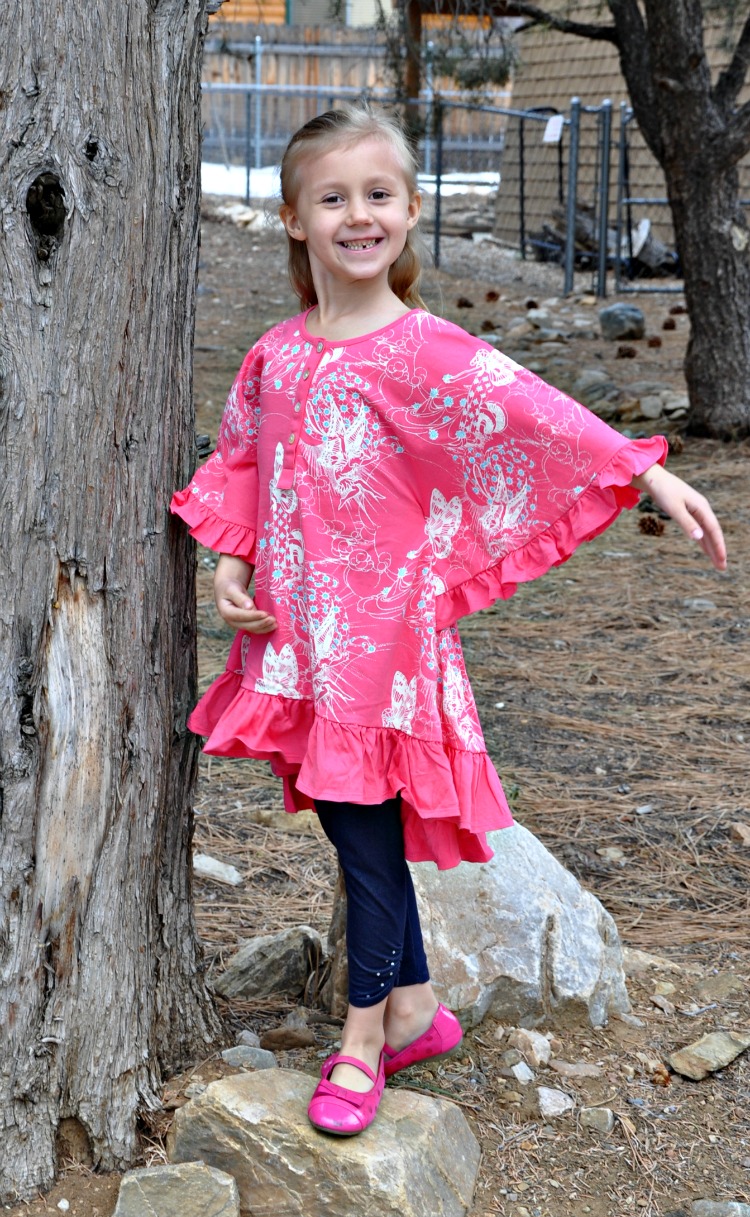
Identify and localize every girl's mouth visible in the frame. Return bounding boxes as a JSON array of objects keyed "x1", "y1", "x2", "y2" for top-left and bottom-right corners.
[{"x1": 339, "y1": 239, "x2": 381, "y2": 250}]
